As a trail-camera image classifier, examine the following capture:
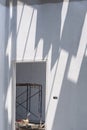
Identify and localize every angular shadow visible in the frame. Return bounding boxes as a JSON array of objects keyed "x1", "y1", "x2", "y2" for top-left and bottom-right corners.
[
  {"x1": 52, "y1": 52, "x2": 87, "y2": 130},
  {"x1": 52, "y1": 2, "x2": 87, "y2": 129},
  {"x1": 34, "y1": 3, "x2": 62, "y2": 68},
  {"x1": 3, "y1": 0, "x2": 87, "y2": 130}
]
